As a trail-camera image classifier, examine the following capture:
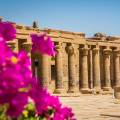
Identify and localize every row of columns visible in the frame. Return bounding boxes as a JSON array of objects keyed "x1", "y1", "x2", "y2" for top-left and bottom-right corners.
[
  {"x1": 53, "y1": 43, "x2": 120, "y2": 94},
  {"x1": 8, "y1": 40, "x2": 120, "y2": 96}
]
